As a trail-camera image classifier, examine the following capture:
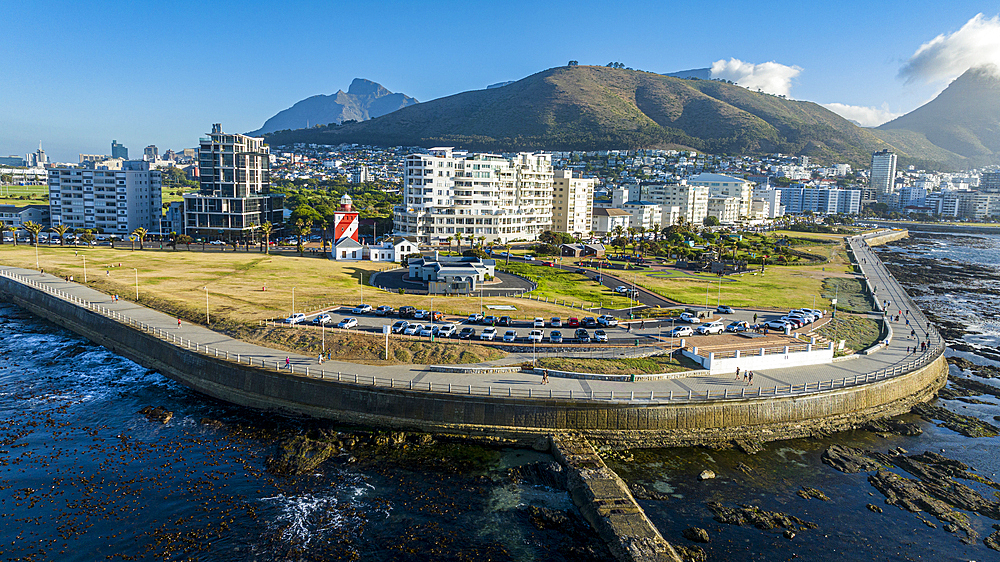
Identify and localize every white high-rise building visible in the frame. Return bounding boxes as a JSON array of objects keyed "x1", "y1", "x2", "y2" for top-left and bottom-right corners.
[
  {"x1": 551, "y1": 170, "x2": 594, "y2": 237},
  {"x1": 687, "y1": 173, "x2": 753, "y2": 218},
  {"x1": 393, "y1": 148, "x2": 553, "y2": 245},
  {"x1": 871, "y1": 150, "x2": 897, "y2": 201},
  {"x1": 642, "y1": 181, "x2": 708, "y2": 226},
  {"x1": 48, "y1": 160, "x2": 162, "y2": 235}
]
